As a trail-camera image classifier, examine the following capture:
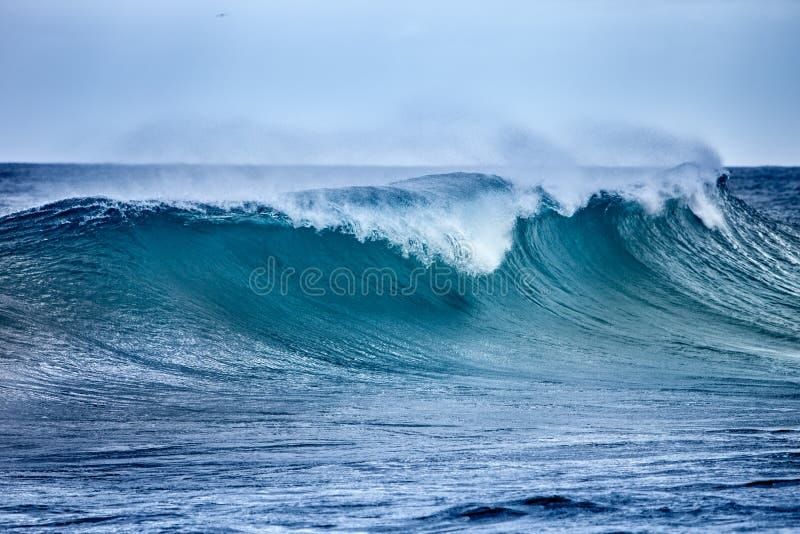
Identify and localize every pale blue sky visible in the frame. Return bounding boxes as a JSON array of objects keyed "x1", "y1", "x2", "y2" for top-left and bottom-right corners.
[{"x1": 0, "y1": 0, "x2": 798, "y2": 165}]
